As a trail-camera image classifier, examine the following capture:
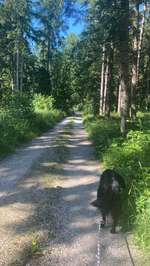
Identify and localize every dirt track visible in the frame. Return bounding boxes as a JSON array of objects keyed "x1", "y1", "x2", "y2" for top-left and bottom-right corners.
[{"x1": 0, "y1": 115, "x2": 147, "y2": 266}]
